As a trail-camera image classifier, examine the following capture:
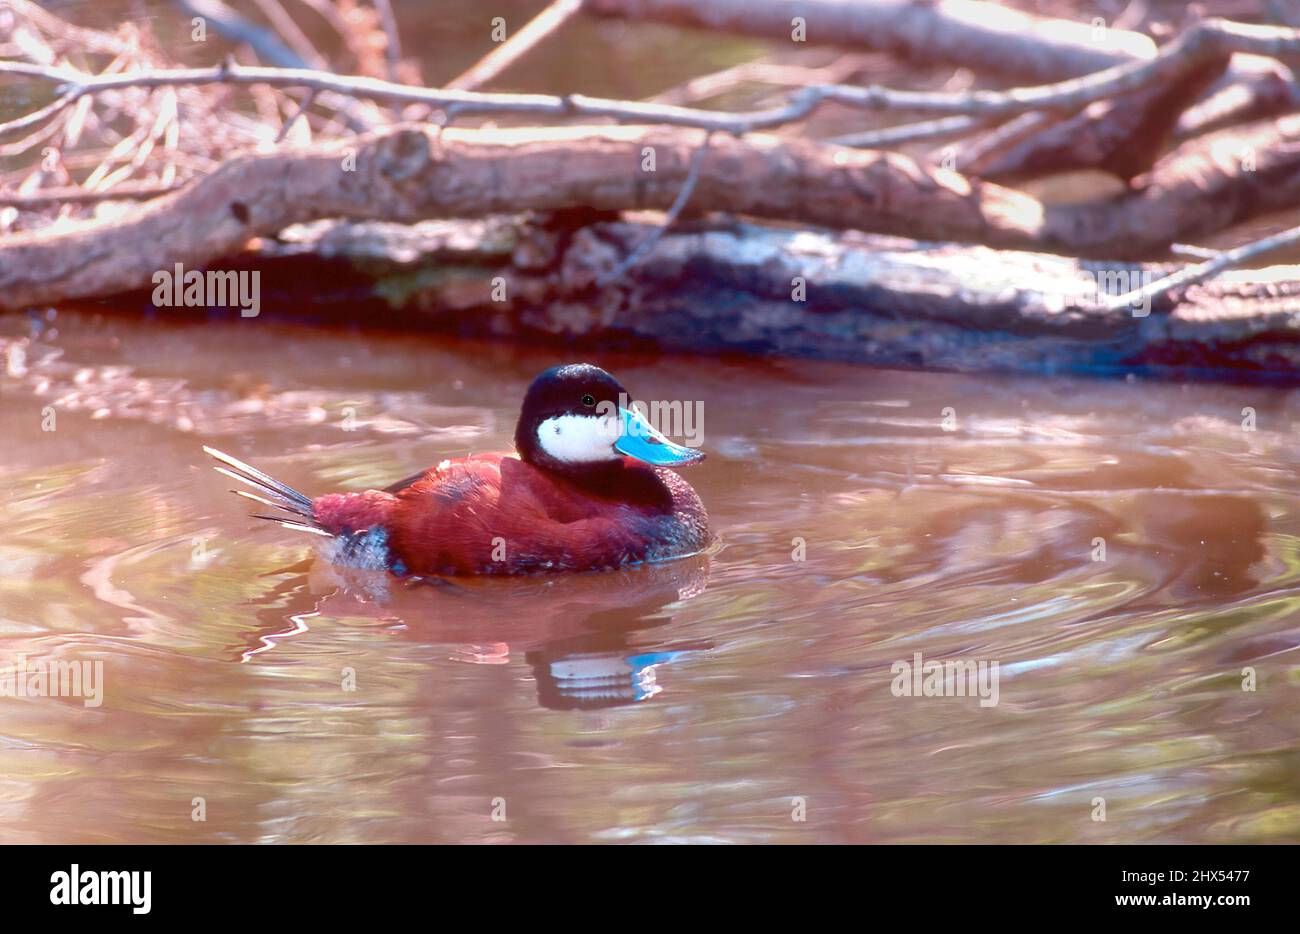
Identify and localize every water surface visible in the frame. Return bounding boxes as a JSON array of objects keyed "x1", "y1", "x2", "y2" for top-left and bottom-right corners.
[{"x1": 2, "y1": 310, "x2": 1299, "y2": 843}]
